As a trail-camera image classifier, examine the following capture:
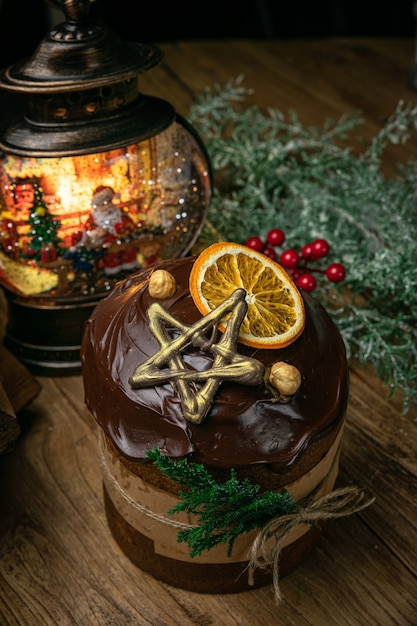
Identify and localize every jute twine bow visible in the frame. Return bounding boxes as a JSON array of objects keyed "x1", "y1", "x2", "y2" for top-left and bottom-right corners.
[{"x1": 247, "y1": 486, "x2": 375, "y2": 605}]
